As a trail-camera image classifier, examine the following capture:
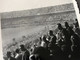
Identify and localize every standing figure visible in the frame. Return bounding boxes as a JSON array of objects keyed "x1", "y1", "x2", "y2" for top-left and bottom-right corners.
[
  {"x1": 20, "y1": 44, "x2": 30, "y2": 60},
  {"x1": 7, "y1": 51, "x2": 16, "y2": 60}
]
